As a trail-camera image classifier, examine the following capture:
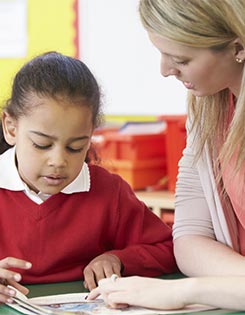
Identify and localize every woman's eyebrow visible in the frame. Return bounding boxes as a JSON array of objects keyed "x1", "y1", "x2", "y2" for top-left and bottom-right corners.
[{"x1": 161, "y1": 51, "x2": 188, "y2": 59}]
